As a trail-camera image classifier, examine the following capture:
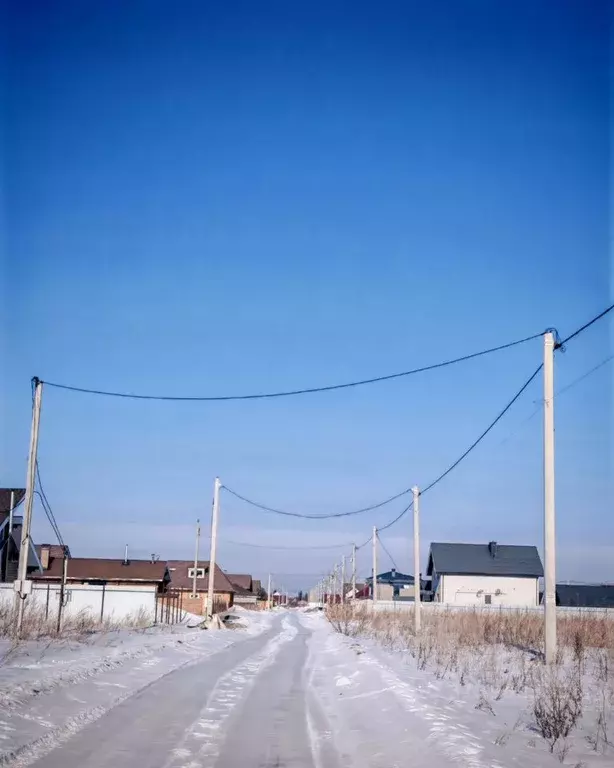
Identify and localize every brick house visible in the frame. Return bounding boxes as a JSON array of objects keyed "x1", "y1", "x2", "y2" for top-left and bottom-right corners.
[{"x1": 166, "y1": 560, "x2": 235, "y2": 615}]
